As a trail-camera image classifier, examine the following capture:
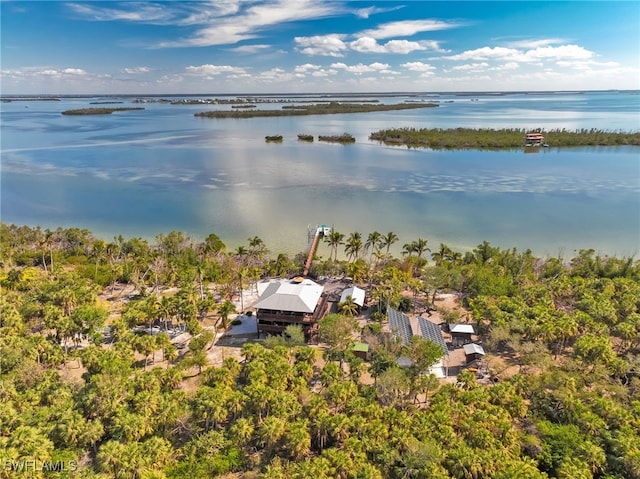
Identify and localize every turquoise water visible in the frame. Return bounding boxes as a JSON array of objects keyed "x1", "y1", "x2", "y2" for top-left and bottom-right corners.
[{"x1": 1, "y1": 91, "x2": 639, "y2": 257}]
